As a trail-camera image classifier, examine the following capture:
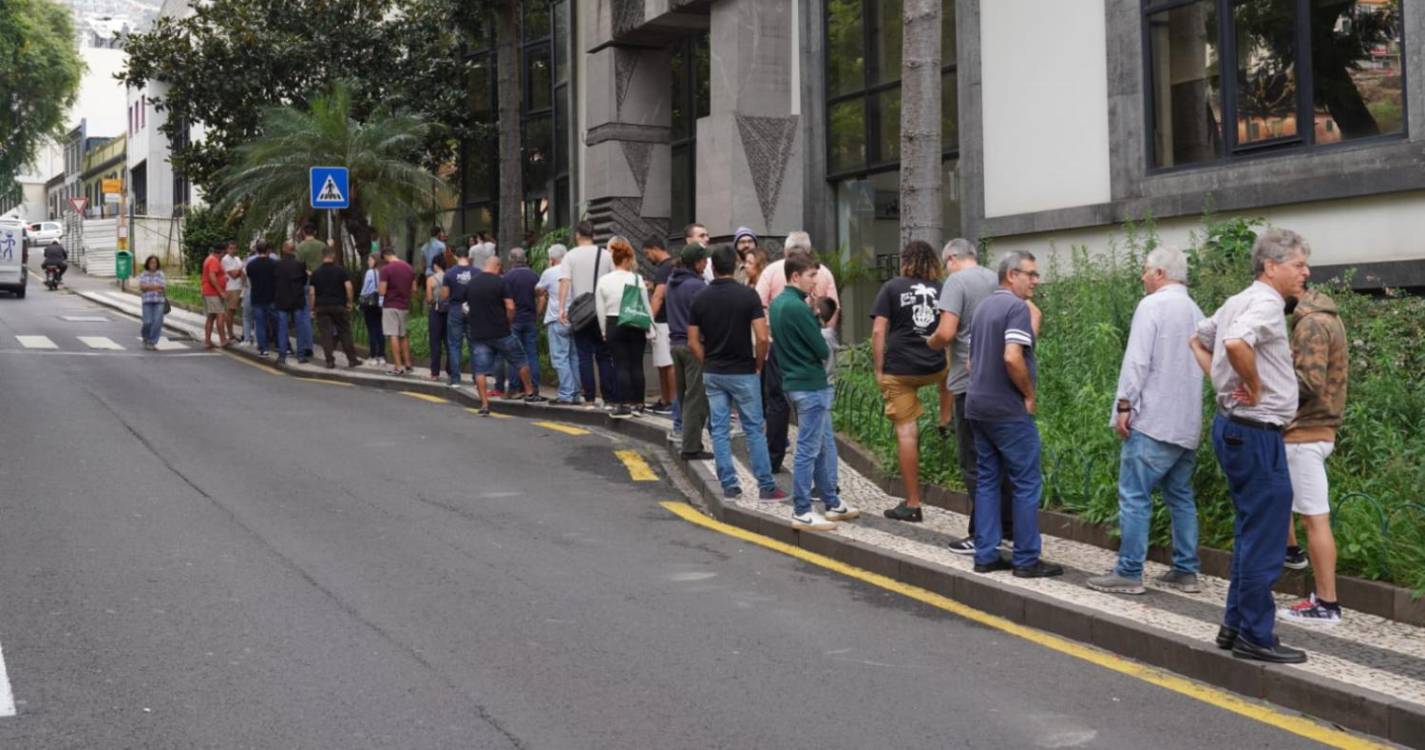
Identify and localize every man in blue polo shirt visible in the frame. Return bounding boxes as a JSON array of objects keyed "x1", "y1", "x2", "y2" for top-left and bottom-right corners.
[
  {"x1": 965, "y1": 251, "x2": 1063, "y2": 578},
  {"x1": 442, "y1": 245, "x2": 477, "y2": 385}
]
